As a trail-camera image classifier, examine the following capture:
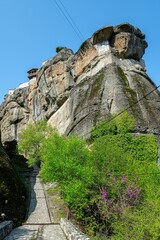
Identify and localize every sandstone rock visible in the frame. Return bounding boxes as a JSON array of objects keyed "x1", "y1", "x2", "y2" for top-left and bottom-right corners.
[
  {"x1": 113, "y1": 22, "x2": 145, "y2": 39},
  {"x1": 0, "y1": 23, "x2": 160, "y2": 144},
  {"x1": 64, "y1": 61, "x2": 160, "y2": 137},
  {"x1": 91, "y1": 25, "x2": 113, "y2": 44},
  {"x1": 29, "y1": 47, "x2": 75, "y2": 123},
  {"x1": 111, "y1": 32, "x2": 148, "y2": 60},
  {"x1": 0, "y1": 87, "x2": 30, "y2": 144}
]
